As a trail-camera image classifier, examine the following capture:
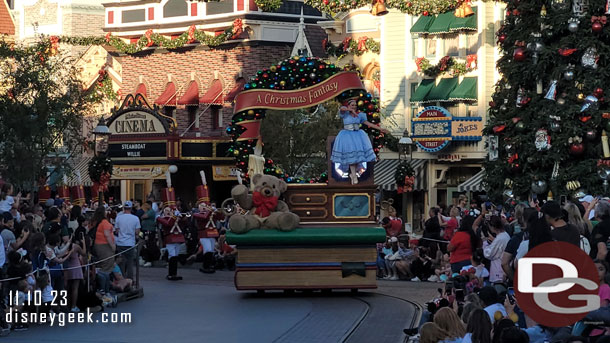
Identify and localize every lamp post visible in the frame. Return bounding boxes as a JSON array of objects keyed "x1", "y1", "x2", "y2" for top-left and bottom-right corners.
[
  {"x1": 599, "y1": 165, "x2": 610, "y2": 196},
  {"x1": 93, "y1": 117, "x2": 110, "y2": 207},
  {"x1": 398, "y1": 129, "x2": 414, "y2": 232}
]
